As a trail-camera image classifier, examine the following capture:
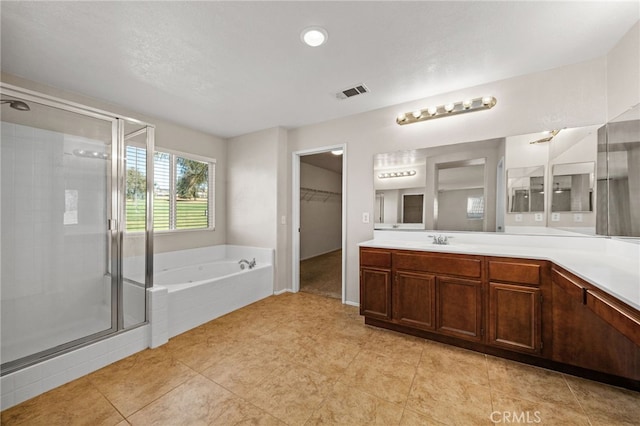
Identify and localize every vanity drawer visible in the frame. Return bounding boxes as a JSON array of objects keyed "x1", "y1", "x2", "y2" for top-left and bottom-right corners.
[
  {"x1": 488, "y1": 259, "x2": 542, "y2": 286},
  {"x1": 393, "y1": 252, "x2": 482, "y2": 278},
  {"x1": 360, "y1": 248, "x2": 392, "y2": 268}
]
